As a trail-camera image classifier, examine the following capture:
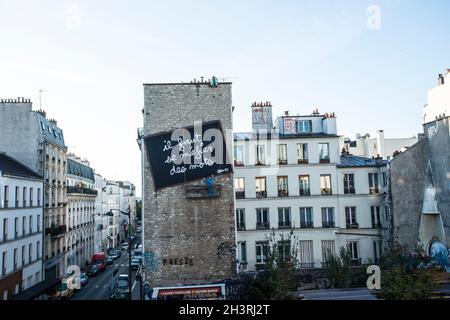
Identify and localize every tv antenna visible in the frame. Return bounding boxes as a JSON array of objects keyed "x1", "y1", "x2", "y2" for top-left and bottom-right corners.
[{"x1": 39, "y1": 89, "x2": 47, "y2": 109}]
